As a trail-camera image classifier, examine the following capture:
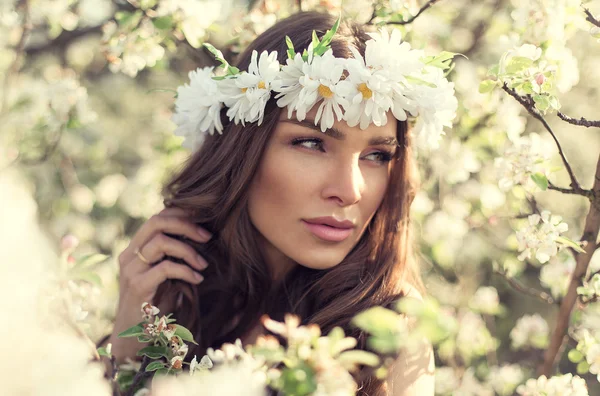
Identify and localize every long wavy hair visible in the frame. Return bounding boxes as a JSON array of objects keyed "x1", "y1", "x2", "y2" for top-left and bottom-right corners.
[{"x1": 156, "y1": 11, "x2": 424, "y2": 395}]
